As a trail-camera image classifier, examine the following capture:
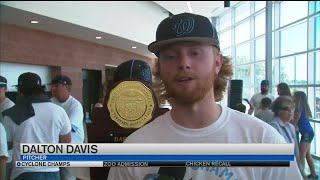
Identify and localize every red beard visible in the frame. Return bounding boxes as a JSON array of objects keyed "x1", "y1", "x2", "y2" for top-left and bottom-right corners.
[{"x1": 162, "y1": 69, "x2": 215, "y2": 105}]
